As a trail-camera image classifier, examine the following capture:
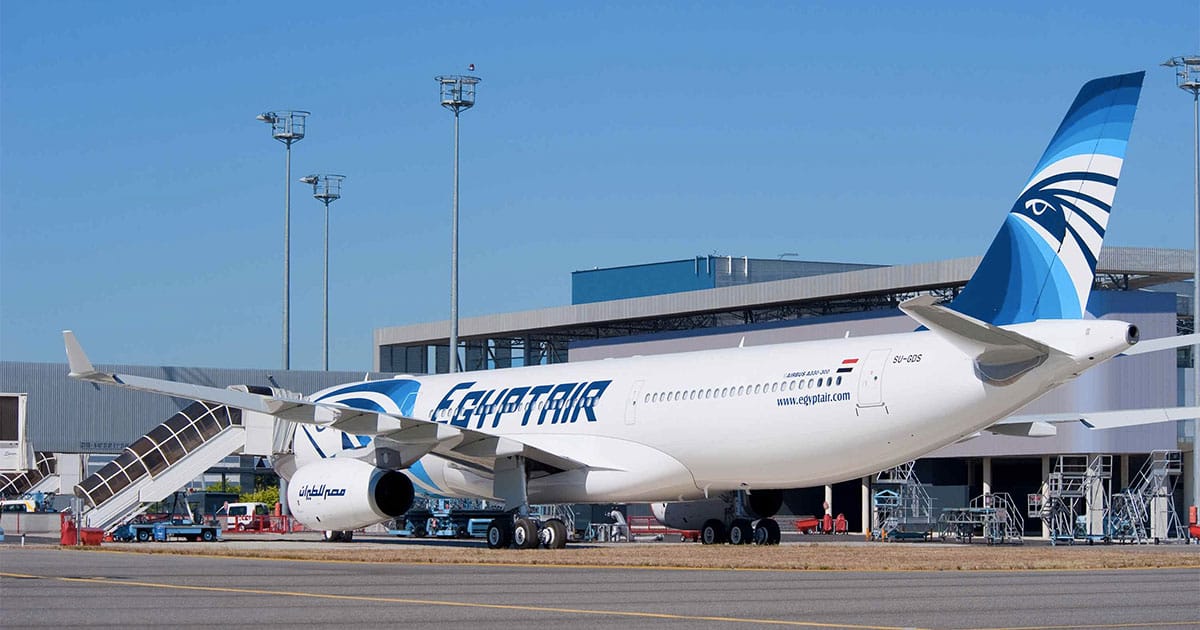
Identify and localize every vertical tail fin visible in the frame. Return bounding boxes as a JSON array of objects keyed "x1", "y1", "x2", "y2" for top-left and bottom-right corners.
[{"x1": 949, "y1": 72, "x2": 1144, "y2": 325}]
